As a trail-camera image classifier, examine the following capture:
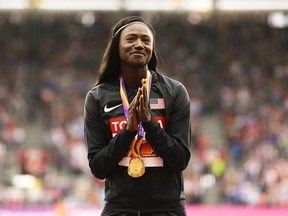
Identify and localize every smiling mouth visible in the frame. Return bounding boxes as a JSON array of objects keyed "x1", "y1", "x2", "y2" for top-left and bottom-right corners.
[{"x1": 132, "y1": 52, "x2": 145, "y2": 56}]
